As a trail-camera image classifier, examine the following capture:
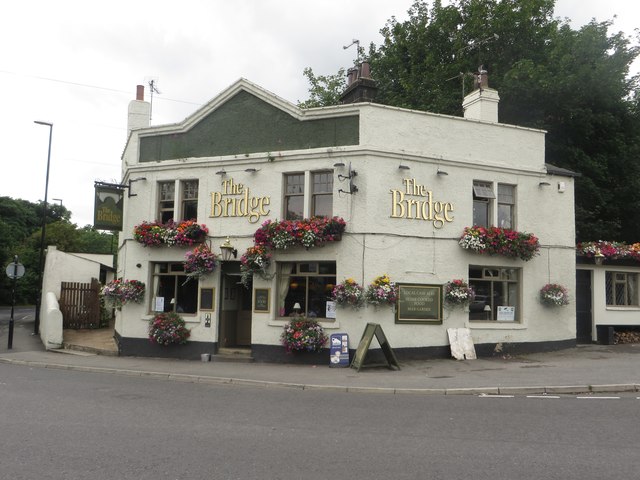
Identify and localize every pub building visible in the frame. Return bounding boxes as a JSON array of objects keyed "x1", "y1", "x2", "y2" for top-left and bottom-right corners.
[{"x1": 112, "y1": 65, "x2": 577, "y2": 361}]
